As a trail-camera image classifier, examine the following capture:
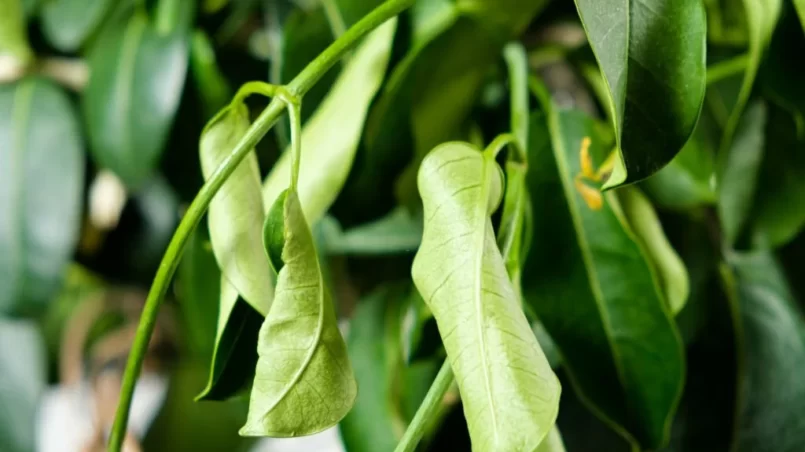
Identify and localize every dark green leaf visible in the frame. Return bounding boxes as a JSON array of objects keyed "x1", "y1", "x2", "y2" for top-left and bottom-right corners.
[
  {"x1": 317, "y1": 207, "x2": 422, "y2": 256},
  {"x1": 0, "y1": 0, "x2": 32, "y2": 63},
  {"x1": 84, "y1": 14, "x2": 189, "y2": 188},
  {"x1": 201, "y1": 105, "x2": 272, "y2": 316},
  {"x1": 717, "y1": 102, "x2": 766, "y2": 247},
  {"x1": 40, "y1": 0, "x2": 116, "y2": 51},
  {"x1": 412, "y1": 141, "x2": 560, "y2": 451},
  {"x1": 241, "y1": 190, "x2": 356, "y2": 436},
  {"x1": 0, "y1": 319, "x2": 46, "y2": 452},
  {"x1": 726, "y1": 251, "x2": 805, "y2": 452},
  {"x1": 704, "y1": 0, "x2": 749, "y2": 45},
  {"x1": 524, "y1": 81, "x2": 684, "y2": 449},
  {"x1": 0, "y1": 78, "x2": 85, "y2": 315},
  {"x1": 190, "y1": 30, "x2": 232, "y2": 120},
  {"x1": 616, "y1": 187, "x2": 689, "y2": 314},
  {"x1": 196, "y1": 276, "x2": 262, "y2": 401},
  {"x1": 574, "y1": 0, "x2": 707, "y2": 187},
  {"x1": 262, "y1": 18, "x2": 396, "y2": 223}
]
